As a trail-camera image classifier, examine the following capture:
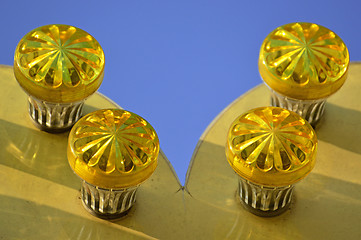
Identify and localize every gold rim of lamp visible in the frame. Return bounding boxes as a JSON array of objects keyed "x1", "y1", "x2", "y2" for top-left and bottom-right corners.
[
  {"x1": 226, "y1": 106, "x2": 318, "y2": 187},
  {"x1": 259, "y1": 22, "x2": 349, "y2": 100},
  {"x1": 67, "y1": 109, "x2": 160, "y2": 189},
  {"x1": 14, "y1": 24, "x2": 105, "y2": 103}
]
